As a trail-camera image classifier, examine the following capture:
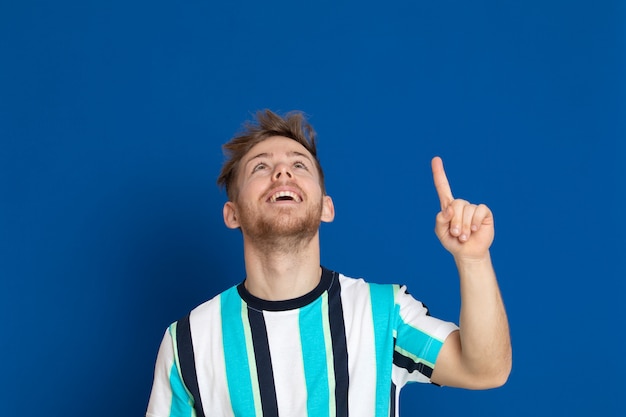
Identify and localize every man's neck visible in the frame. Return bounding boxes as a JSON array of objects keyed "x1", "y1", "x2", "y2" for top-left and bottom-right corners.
[{"x1": 241, "y1": 233, "x2": 323, "y2": 301}]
